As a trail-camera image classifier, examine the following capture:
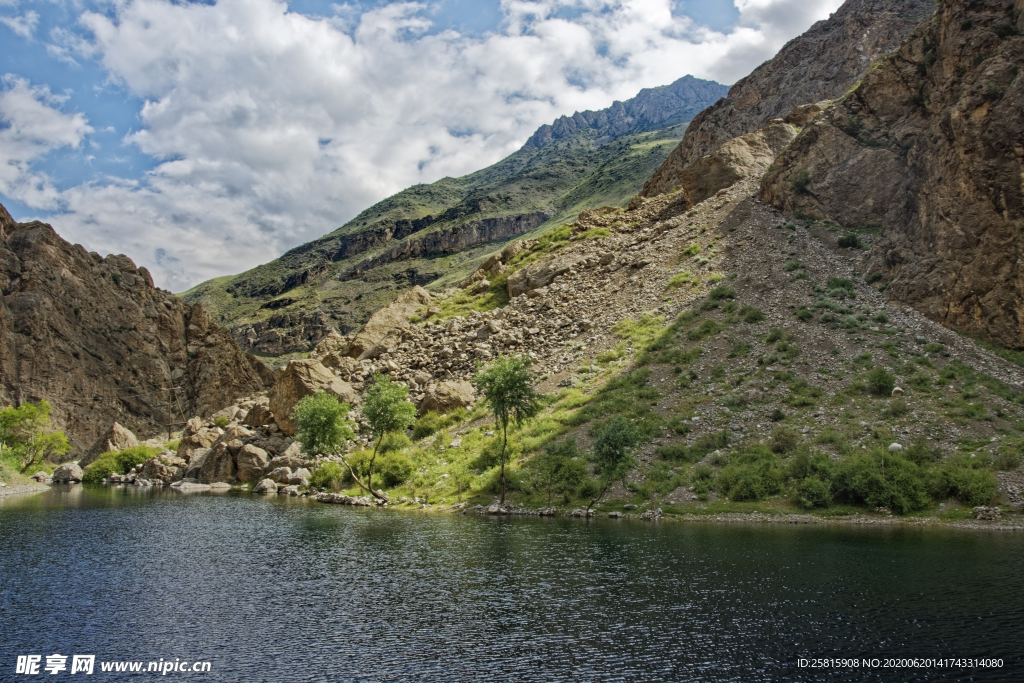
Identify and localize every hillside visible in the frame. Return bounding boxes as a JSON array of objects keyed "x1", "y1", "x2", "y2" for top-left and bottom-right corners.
[
  {"x1": 761, "y1": 0, "x2": 1024, "y2": 349},
  {"x1": 642, "y1": 0, "x2": 937, "y2": 197},
  {"x1": 182, "y1": 76, "x2": 729, "y2": 360},
  {"x1": 0, "y1": 202, "x2": 273, "y2": 454}
]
